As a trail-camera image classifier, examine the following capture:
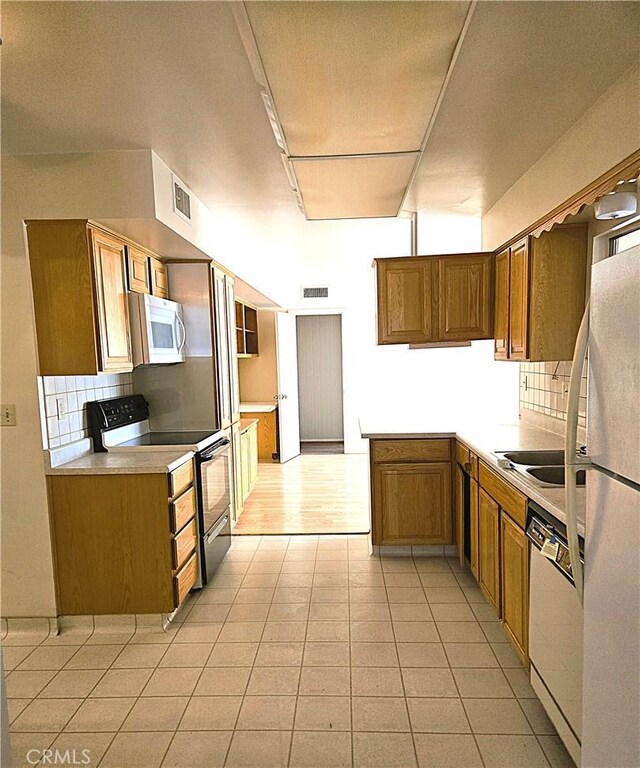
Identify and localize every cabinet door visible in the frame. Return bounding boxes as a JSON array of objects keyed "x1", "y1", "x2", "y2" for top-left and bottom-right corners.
[
  {"x1": 127, "y1": 246, "x2": 151, "y2": 294},
  {"x1": 231, "y1": 423, "x2": 243, "y2": 522},
  {"x1": 494, "y1": 249, "x2": 510, "y2": 360},
  {"x1": 376, "y1": 258, "x2": 436, "y2": 344},
  {"x1": 500, "y1": 512, "x2": 530, "y2": 661},
  {"x1": 91, "y1": 230, "x2": 133, "y2": 372},
  {"x1": 478, "y1": 488, "x2": 500, "y2": 612},
  {"x1": 241, "y1": 431, "x2": 251, "y2": 502},
  {"x1": 150, "y1": 257, "x2": 169, "y2": 298},
  {"x1": 508, "y1": 239, "x2": 530, "y2": 360},
  {"x1": 469, "y1": 479, "x2": 479, "y2": 579},
  {"x1": 455, "y1": 465, "x2": 465, "y2": 566},
  {"x1": 438, "y1": 254, "x2": 493, "y2": 341},
  {"x1": 248, "y1": 426, "x2": 259, "y2": 490},
  {"x1": 372, "y1": 462, "x2": 451, "y2": 545}
]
